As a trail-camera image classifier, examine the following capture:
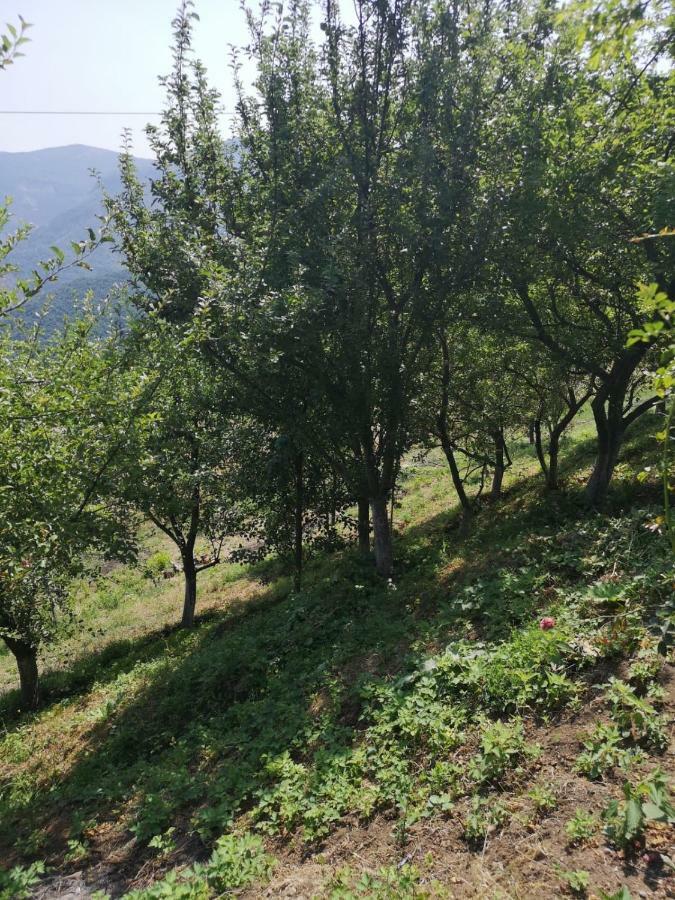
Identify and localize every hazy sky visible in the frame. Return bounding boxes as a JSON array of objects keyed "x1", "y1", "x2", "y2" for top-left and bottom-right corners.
[{"x1": 0, "y1": 1, "x2": 261, "y2": 157}]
